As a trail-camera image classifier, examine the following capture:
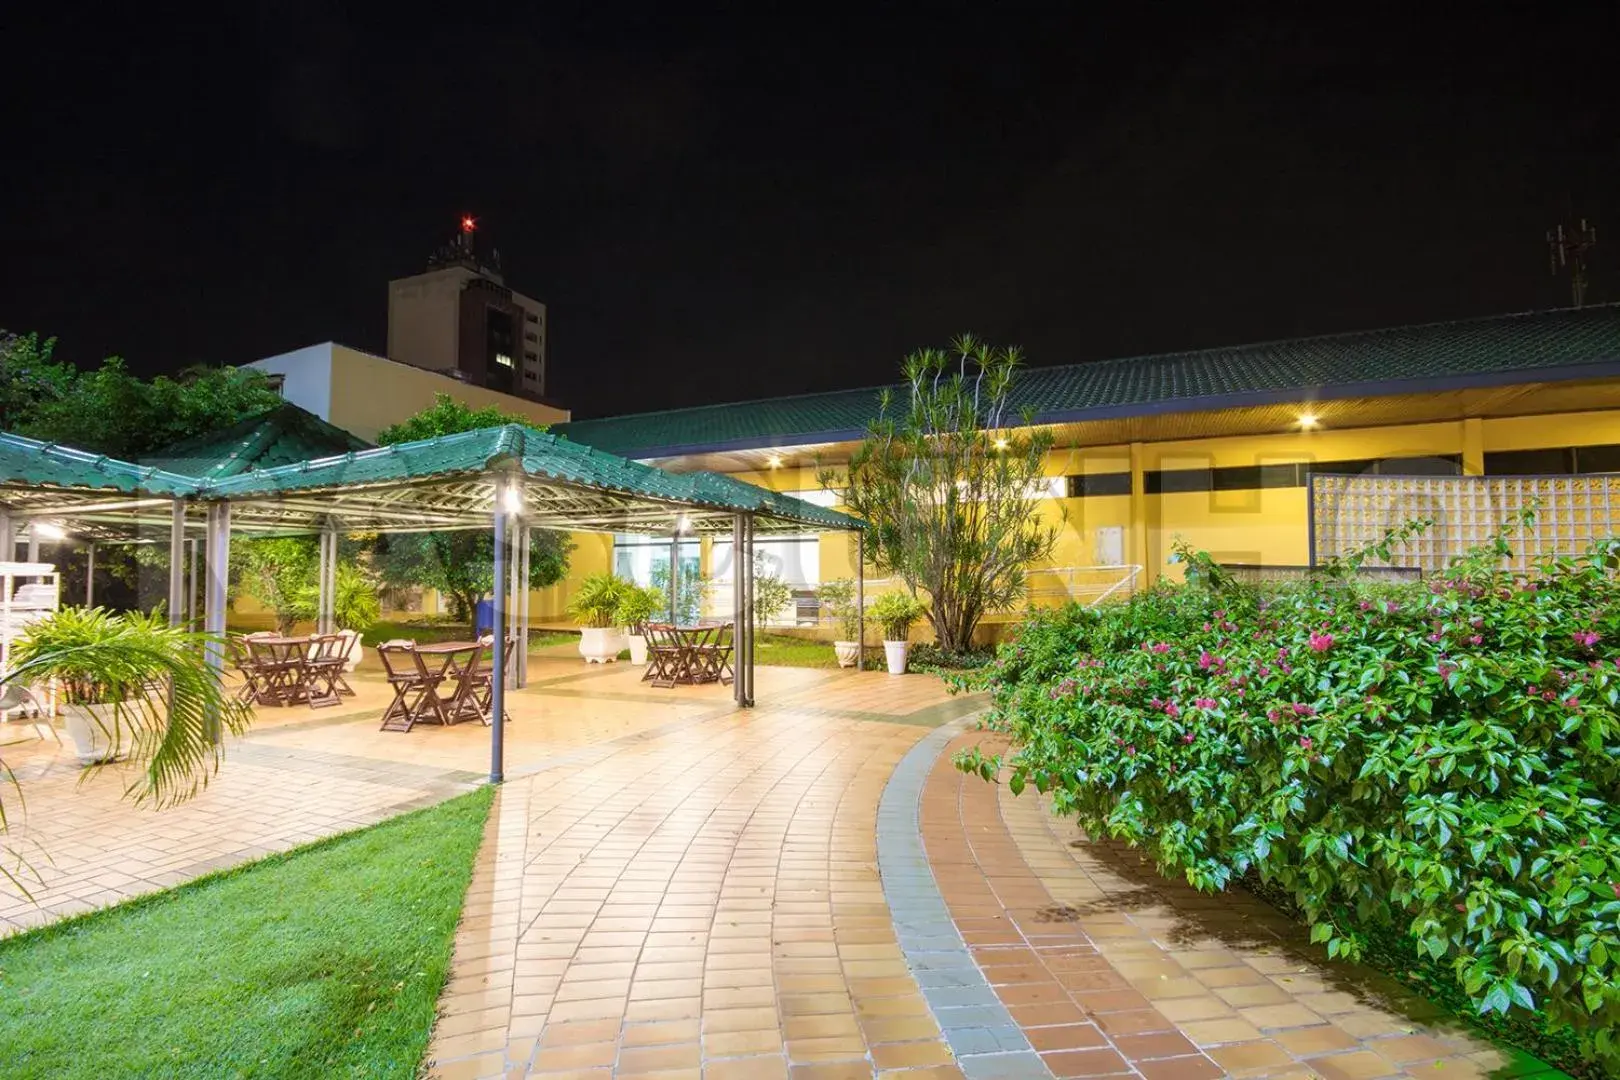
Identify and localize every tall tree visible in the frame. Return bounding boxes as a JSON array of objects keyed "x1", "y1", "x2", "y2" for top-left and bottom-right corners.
[
  {"x1": 828, "y1": 336, "x2": 1059, "y2": 652},
  {"x1": 371, "y1": 394, "x2": 572, "y2": 621},
  {"x1": 8, "y1": 346, "x2": 282, "y2": 458},
  {"x1": 0, "y1": 331, "x2": 75, "y2": 432}
]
